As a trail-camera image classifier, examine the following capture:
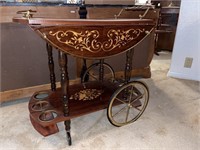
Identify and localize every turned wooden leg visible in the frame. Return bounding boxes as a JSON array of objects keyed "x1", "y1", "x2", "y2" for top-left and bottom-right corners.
[
  {"x1": 125, "y1": 49, "x2": 134, "y2": 83},
  {"x1": 58, "y1": 51, "x2": 69, "y2": 116},
  {"x1": 65, "y1": 120, "x2": 71, "y2": 146},
  {"x1": 46, "y1": 43, "x2": 56, "y2": 91},
  {"x1": 58, "y1": 51, "x2": 71, "y2": 145}
]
